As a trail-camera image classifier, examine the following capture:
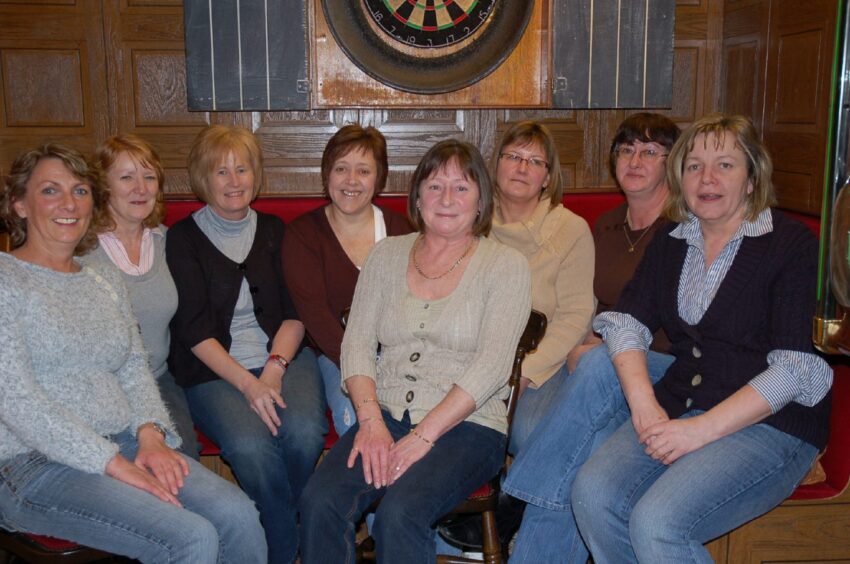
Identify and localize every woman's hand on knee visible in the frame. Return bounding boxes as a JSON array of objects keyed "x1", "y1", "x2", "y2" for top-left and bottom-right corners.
[
  {"x1": 135, "y1": 433, "x2": 190, "y2": 496},
  {"x1": 638, "y1": 417, "x2": 710, "y2": 465},
  {"x1": 106, "y1": 454, "x2": 183, "y2": 507},
  {"x1": 348, "y1": 419, "x2": 394, "y2": 488},
  {"x1": 386, "y1": 431, "x2": 432, "y2": 486},
  {"x1": 243, "y1": 377, "x2": 286, "y2": 435}
]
